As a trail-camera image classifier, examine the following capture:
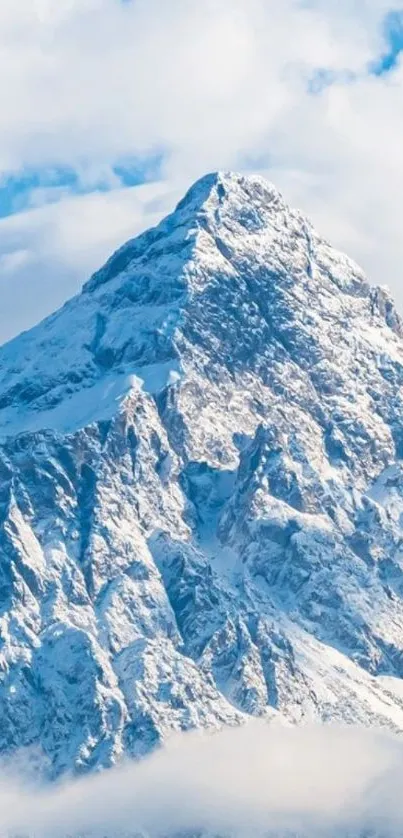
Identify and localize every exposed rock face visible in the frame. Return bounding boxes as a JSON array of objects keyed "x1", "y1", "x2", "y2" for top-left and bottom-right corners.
[{"x1": 1, "y1": 171, "x2": 403, "y2": 776}]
